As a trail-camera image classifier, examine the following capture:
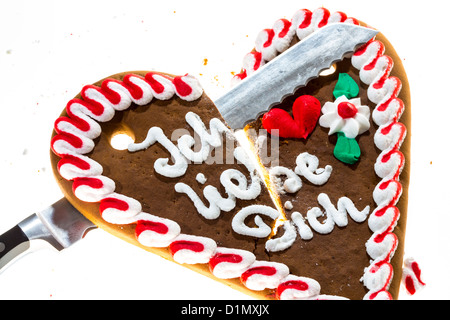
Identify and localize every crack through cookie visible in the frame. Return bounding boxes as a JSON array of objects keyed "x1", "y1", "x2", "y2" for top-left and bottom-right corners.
[{"x1": 49, "y1": 8, "x2": 410, "y2": 301}]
